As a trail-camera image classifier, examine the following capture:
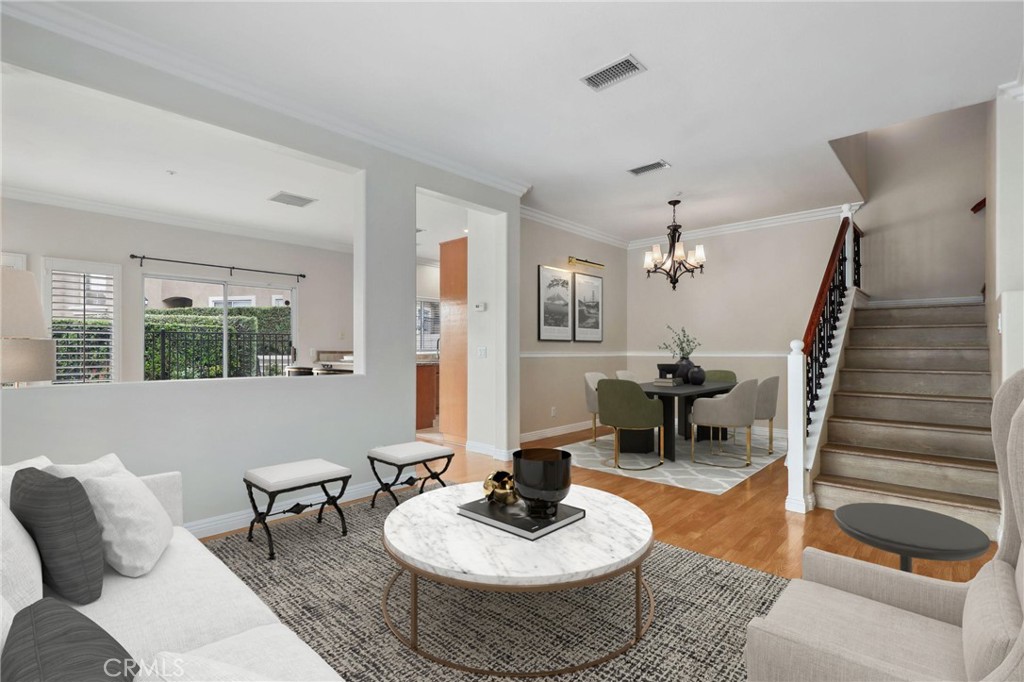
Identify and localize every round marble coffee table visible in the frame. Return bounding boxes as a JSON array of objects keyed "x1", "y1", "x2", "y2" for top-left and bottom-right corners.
[{"x1": 382, "y1": 482, "x2": 654, "y2": 677}]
